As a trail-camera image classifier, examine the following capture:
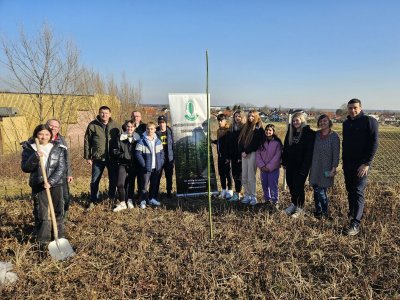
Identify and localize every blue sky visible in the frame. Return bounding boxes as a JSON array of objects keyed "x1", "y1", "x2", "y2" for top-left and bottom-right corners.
[{"x1": 1, "y1": 0, "x2": 400, "y2": 110}]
